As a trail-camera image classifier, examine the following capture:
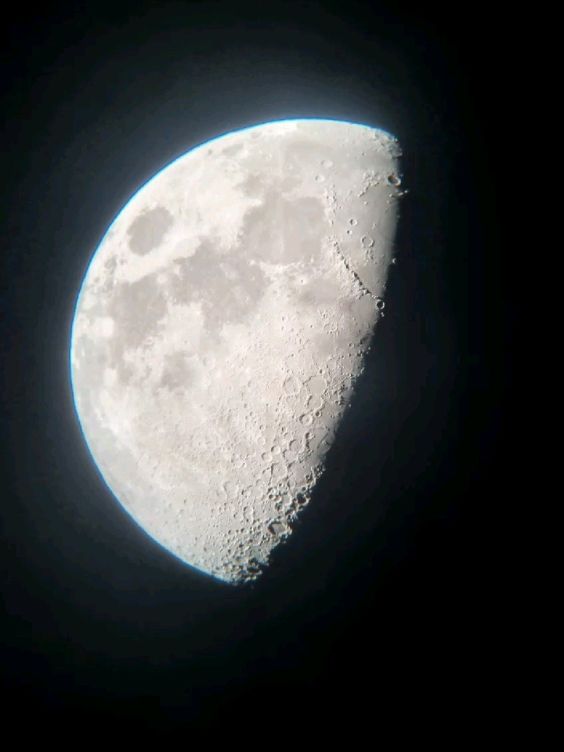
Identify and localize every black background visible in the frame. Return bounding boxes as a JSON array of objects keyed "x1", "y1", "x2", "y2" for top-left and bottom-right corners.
[{"x1": 1, "y1": 0, "x2": 513, "y2": 738}]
